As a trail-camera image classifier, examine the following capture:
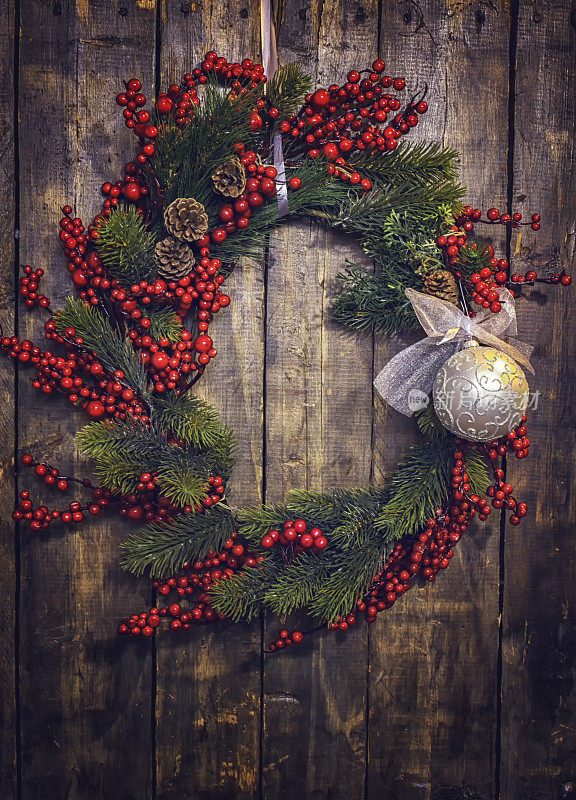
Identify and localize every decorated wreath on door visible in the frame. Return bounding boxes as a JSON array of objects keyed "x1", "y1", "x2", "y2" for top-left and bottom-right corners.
[{"x1": 8, "y1": 51, "x2": 571, "y2": 652}]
